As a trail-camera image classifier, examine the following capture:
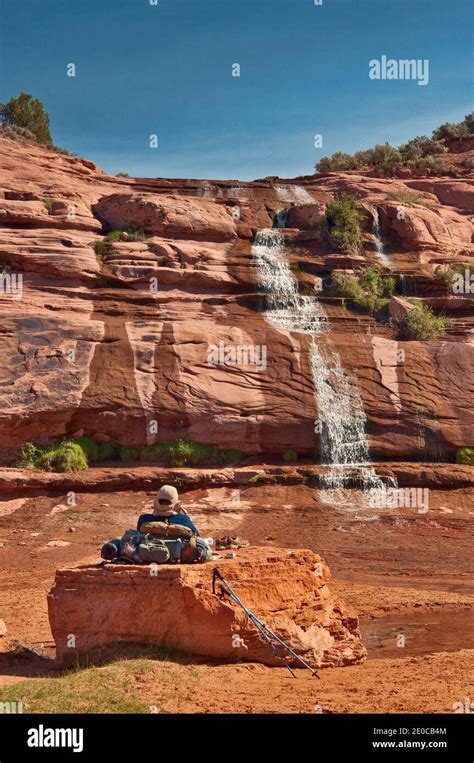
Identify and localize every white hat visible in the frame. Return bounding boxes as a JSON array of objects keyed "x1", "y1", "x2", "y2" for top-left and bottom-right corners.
[{"x1": 153, "y1": 485, "x2": 179, "y2": 516}]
